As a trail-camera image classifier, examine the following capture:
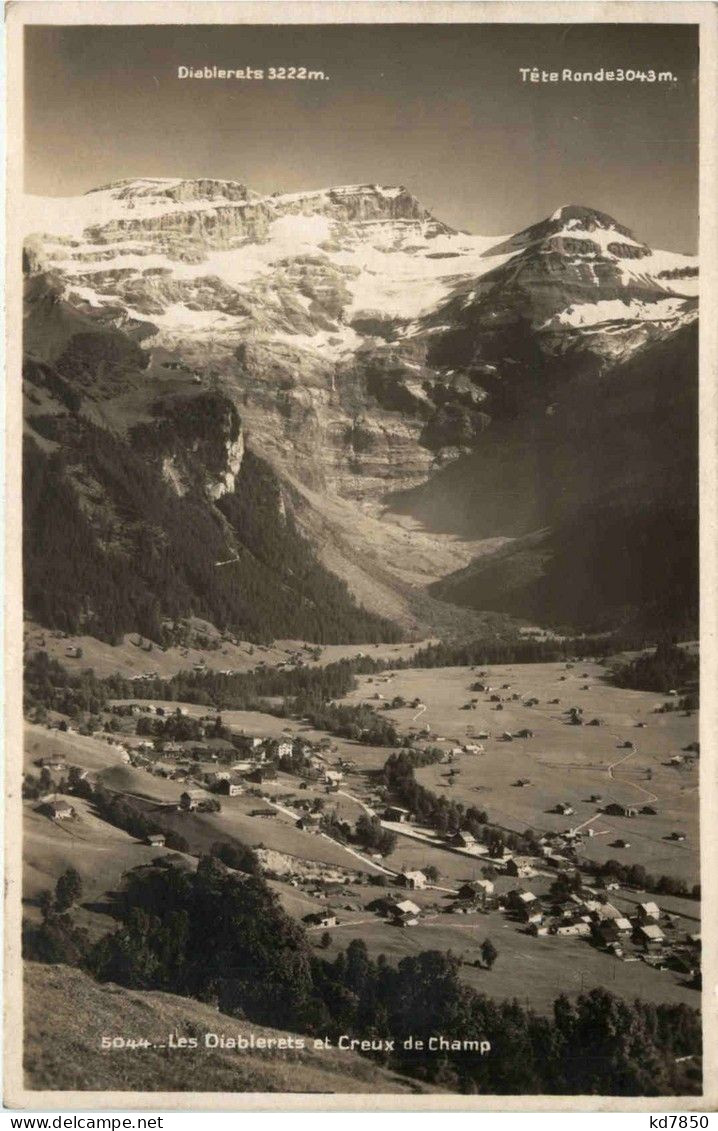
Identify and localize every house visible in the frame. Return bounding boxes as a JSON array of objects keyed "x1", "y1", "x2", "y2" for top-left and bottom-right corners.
[
  {"x1": 217, "y1": 780, "x2": 244, "y2": 797},
  {"x1": 206, "y1": 770, "x2": 231, "y2": 786},
  {"x1": 246, "y1": 767, "x2": 276, "y2": 784},
  {"x1": 635, "y1": 923, "x2": 665, "y2": 951},
  {"x1": 146, "y1": 833, "x2": 166, "y2": 848},
  {"x1": 399, "y1": 870, "x2": 427, "y2": 890},
  {"x1": 388, "y1": 899, "x2": 421, "y2": 927},
  {"x1": 296, "y1": 814, "x2": 322, "y2": 831},
  {"x1": 604, "y1": 803, "x2": 638, "y2": 818},
  {"x1": 463, "y1": 743, "x2": 483, "y2": 754},
  {"x1": 669, "y1": 831, "x2": 687, "y2": 841},
  {"x1": 555, "y1": 921, "x2": 591, "y2": 937},
  {"x1": 324, "y1": 769, "x2": 344, "y2": 785},
  {"x1": 506, "y1": 889, "x2": 538, "y2": 915},
  {"x1": 303, "y1": 913, "x2": 339, "y2": 928},
  {"x1": 45, "y1": 800, "x2": 74, "y2": 820},
  {"x1": 505, "y1": 855, "x2": 537, "y2": 878},
  {"x1": 514, "y1": 728, "x2": 534, "y2": 739},
  {"x1": 598, "y1": 917, "x2": 633, "y2": 944},
  {"x1": 179, "y1": 789, "x2": 205, "y2": 811},
  {"x1": 555, "y1": 802, "x2": 574, "y2": 816},
  {"x1": 458, "y1": 879, "x2": 495, "y2": 902},
  {"x1": 276, "y1": 741, "x2": 294, "y2": 759},
  {"x1": 383, "y1": 805, "x2": 410, "y2": 823},
  {"x1": 636, "y1": 901, "x2": 661, "y2": 923}
]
